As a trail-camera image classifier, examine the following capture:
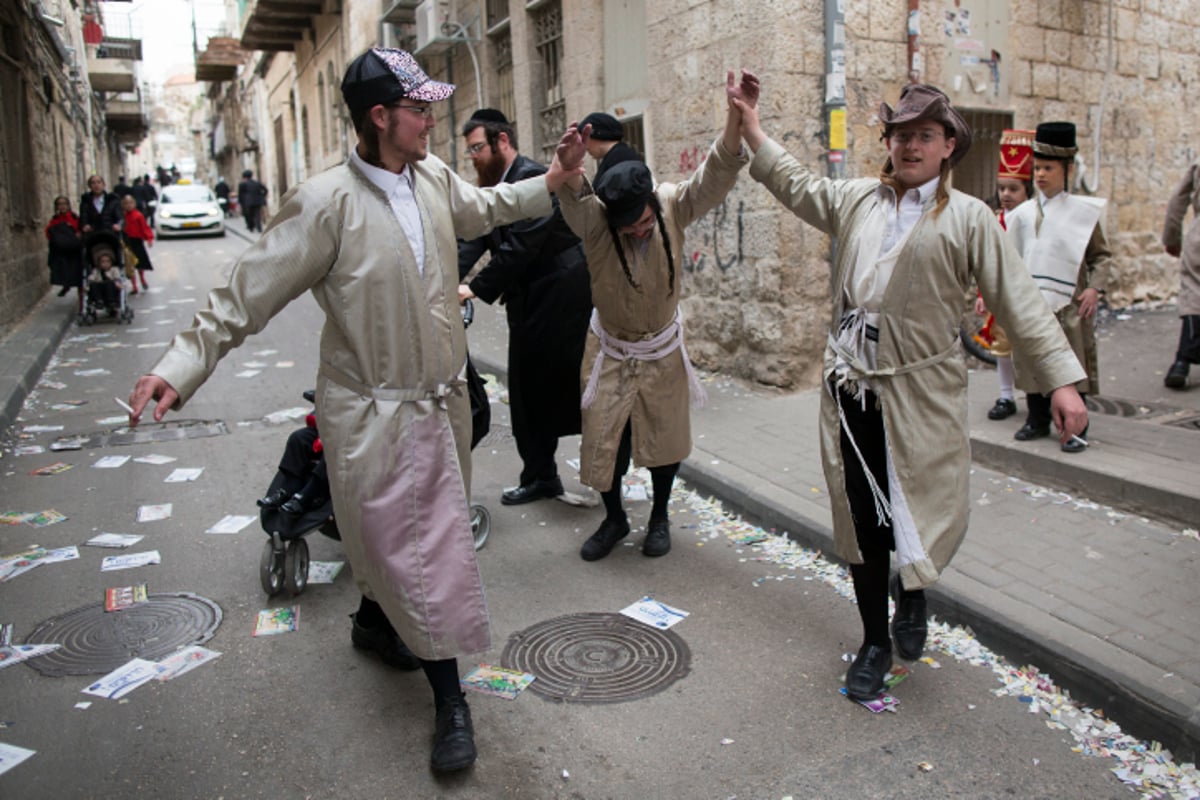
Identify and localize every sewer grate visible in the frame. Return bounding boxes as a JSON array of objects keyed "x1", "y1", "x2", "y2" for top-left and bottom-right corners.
[
  {"x1": 24, "y1": 593, "x2": 223, "y2": 677},
  {"x1": 48, "y1": 420, "x2": 228, "y2": 450},
  {"x1": 478, "y1": 422, "x2": 514, "y2": 447},
  {"x1": 502, "y1": 612, "x2": 691, "y2": 704},
  {"x1": 1085, "y1": 395, "x2": 1144, "y2": 417}
]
